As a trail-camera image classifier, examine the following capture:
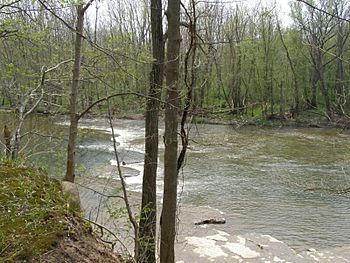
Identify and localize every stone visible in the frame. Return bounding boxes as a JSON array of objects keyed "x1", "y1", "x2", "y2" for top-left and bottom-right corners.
[{"x1": 61, "y1": 181, "x2": 81, "y2": 211}]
